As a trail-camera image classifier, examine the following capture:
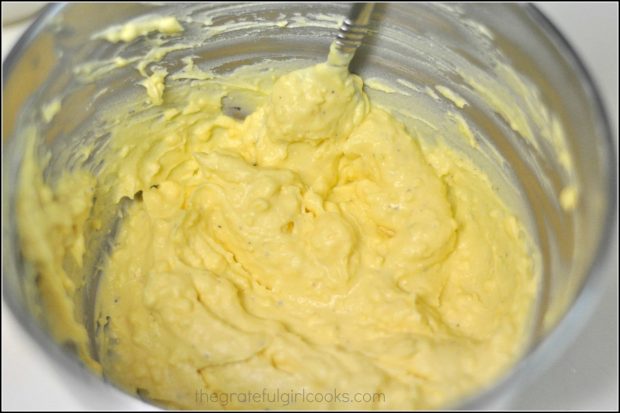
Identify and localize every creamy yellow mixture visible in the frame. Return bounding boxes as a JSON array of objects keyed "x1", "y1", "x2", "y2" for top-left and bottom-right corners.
[{"x1": 17, "y1": 24, "x2": 538, "y2": 410}]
